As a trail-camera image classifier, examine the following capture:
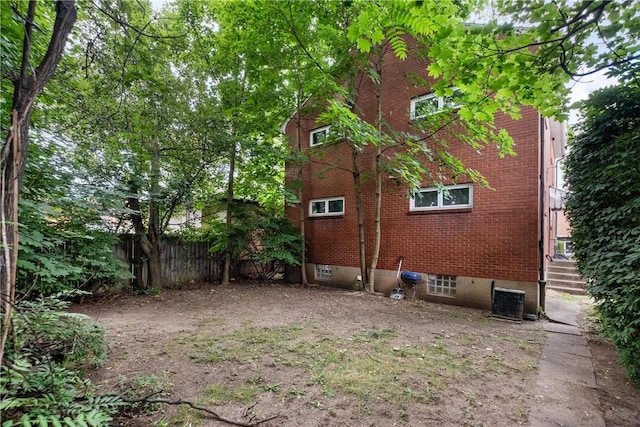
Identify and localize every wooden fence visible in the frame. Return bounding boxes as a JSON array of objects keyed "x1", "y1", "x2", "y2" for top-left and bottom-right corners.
[{"x1": 112, "y1": 234, "x2": 222, "y2": 288}]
